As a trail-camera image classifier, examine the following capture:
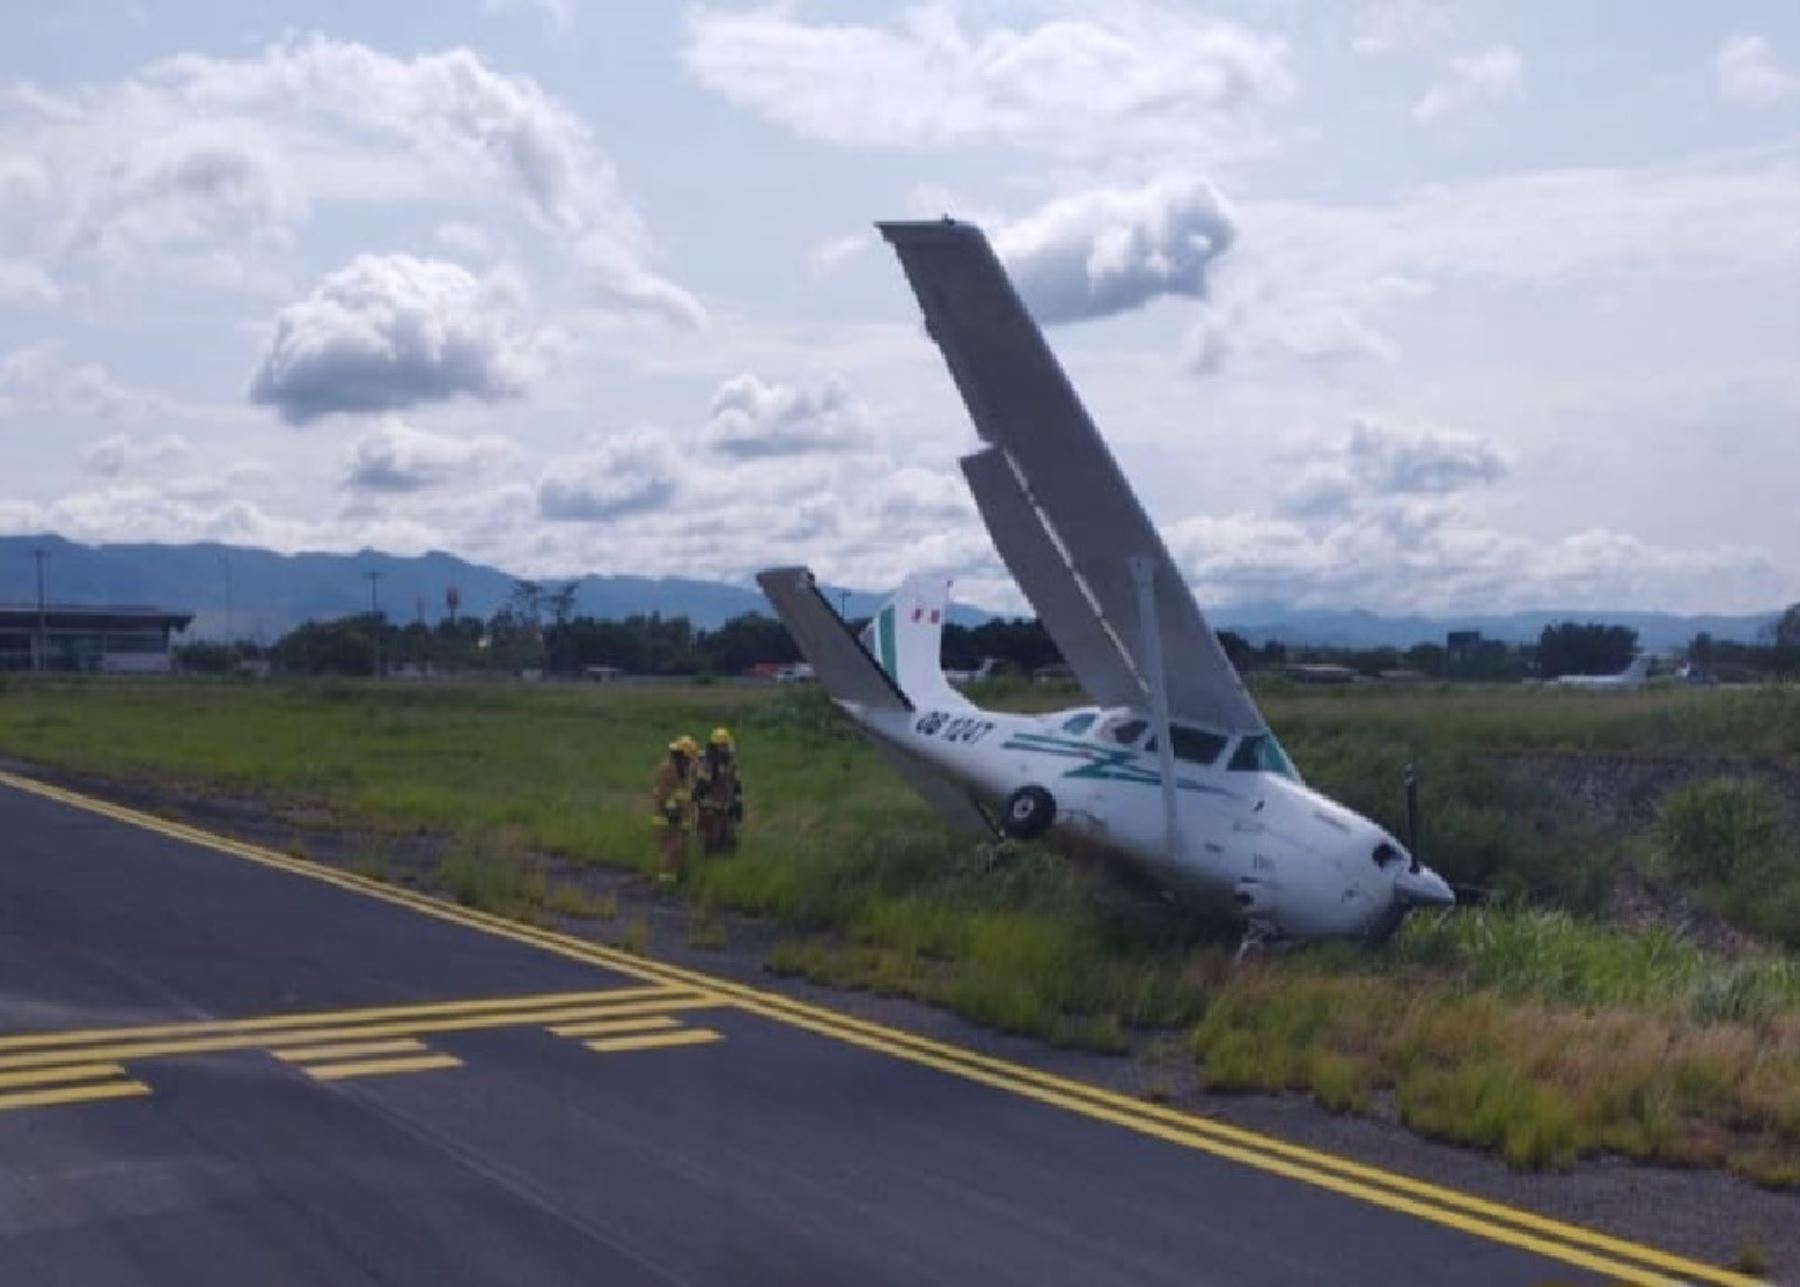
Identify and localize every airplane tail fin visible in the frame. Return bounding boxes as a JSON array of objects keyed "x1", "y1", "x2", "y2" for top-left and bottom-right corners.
[
  {"x1": 1626, "y1": 654, "x2": 1652, "y2": 681},
  {"x1": 756, "y1": 567, "x2": 911, "y2": 712},
  {"x1": 858, "y1": 572, "x2": 973, "y2": 711}
]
